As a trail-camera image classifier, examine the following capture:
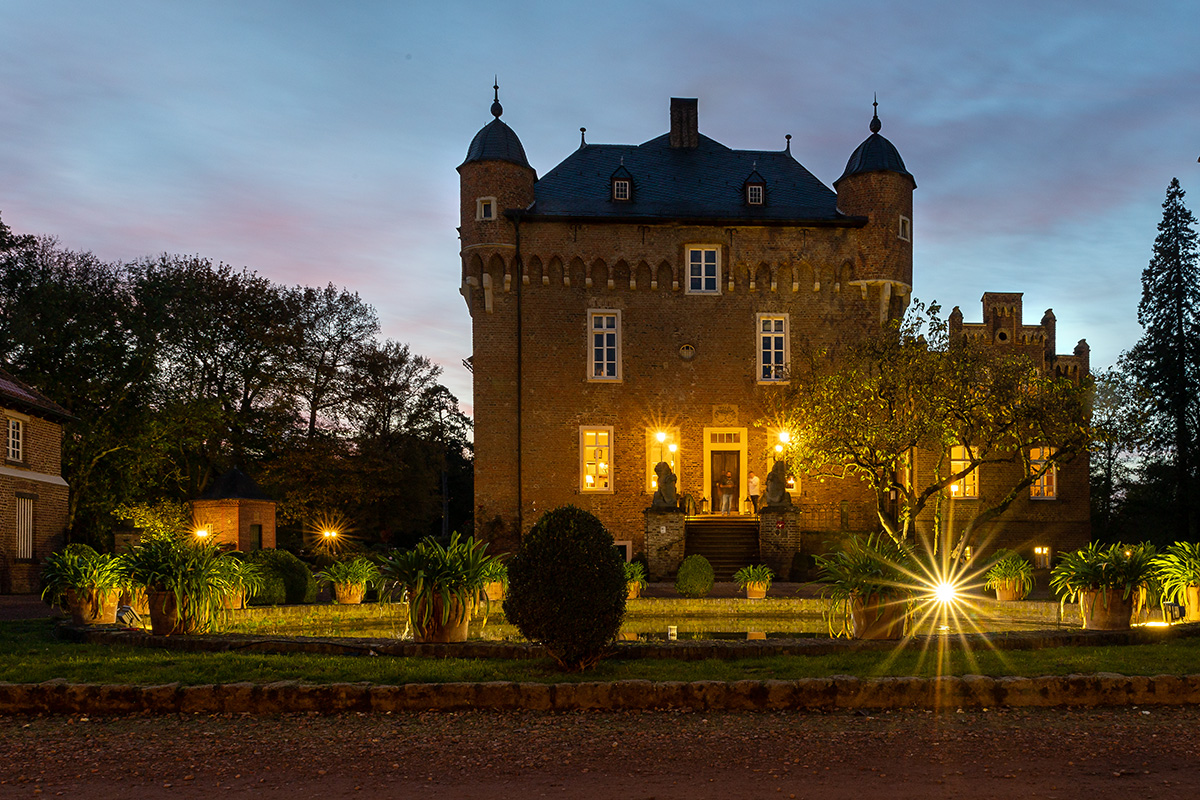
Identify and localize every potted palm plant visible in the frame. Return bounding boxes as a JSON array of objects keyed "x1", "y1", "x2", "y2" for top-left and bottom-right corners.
[
  {"x1": 1050, "y1": 542, "x2": 1155, "y2": 630},
  {"x1": 815, "y1": 533, "x2": 915, "y2": 639},
  {"x1": 122, "y1": 535, "x2": 240, "y2": 635},
  {"x1": 40, "y1": 549, "x2": 126, "y2": 625},
  {"x1": 315, "y1": 556, "x2": 381, "y2": 604},
  {"x1": 624, "y1": 560, "x2": 648, "y2": 599},
  {"x1": 983, "y1": 549, "x2": 1034, "y2": 601},
  {"x1": 380, "y1": 532, "x2": 498, "y2": 642},
  {"x1": 732, "y1": 564, "x2": 774, "y2": 599},
  {"x1": 221, "y1": 555, "x2": 265, "y2": 610},
  {"x1": 482, "y1": 559, "x2": 508, "y2": 603},
  {"x1": 1153, "y1": 541, "x2": 1200, "y2": 622}
]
